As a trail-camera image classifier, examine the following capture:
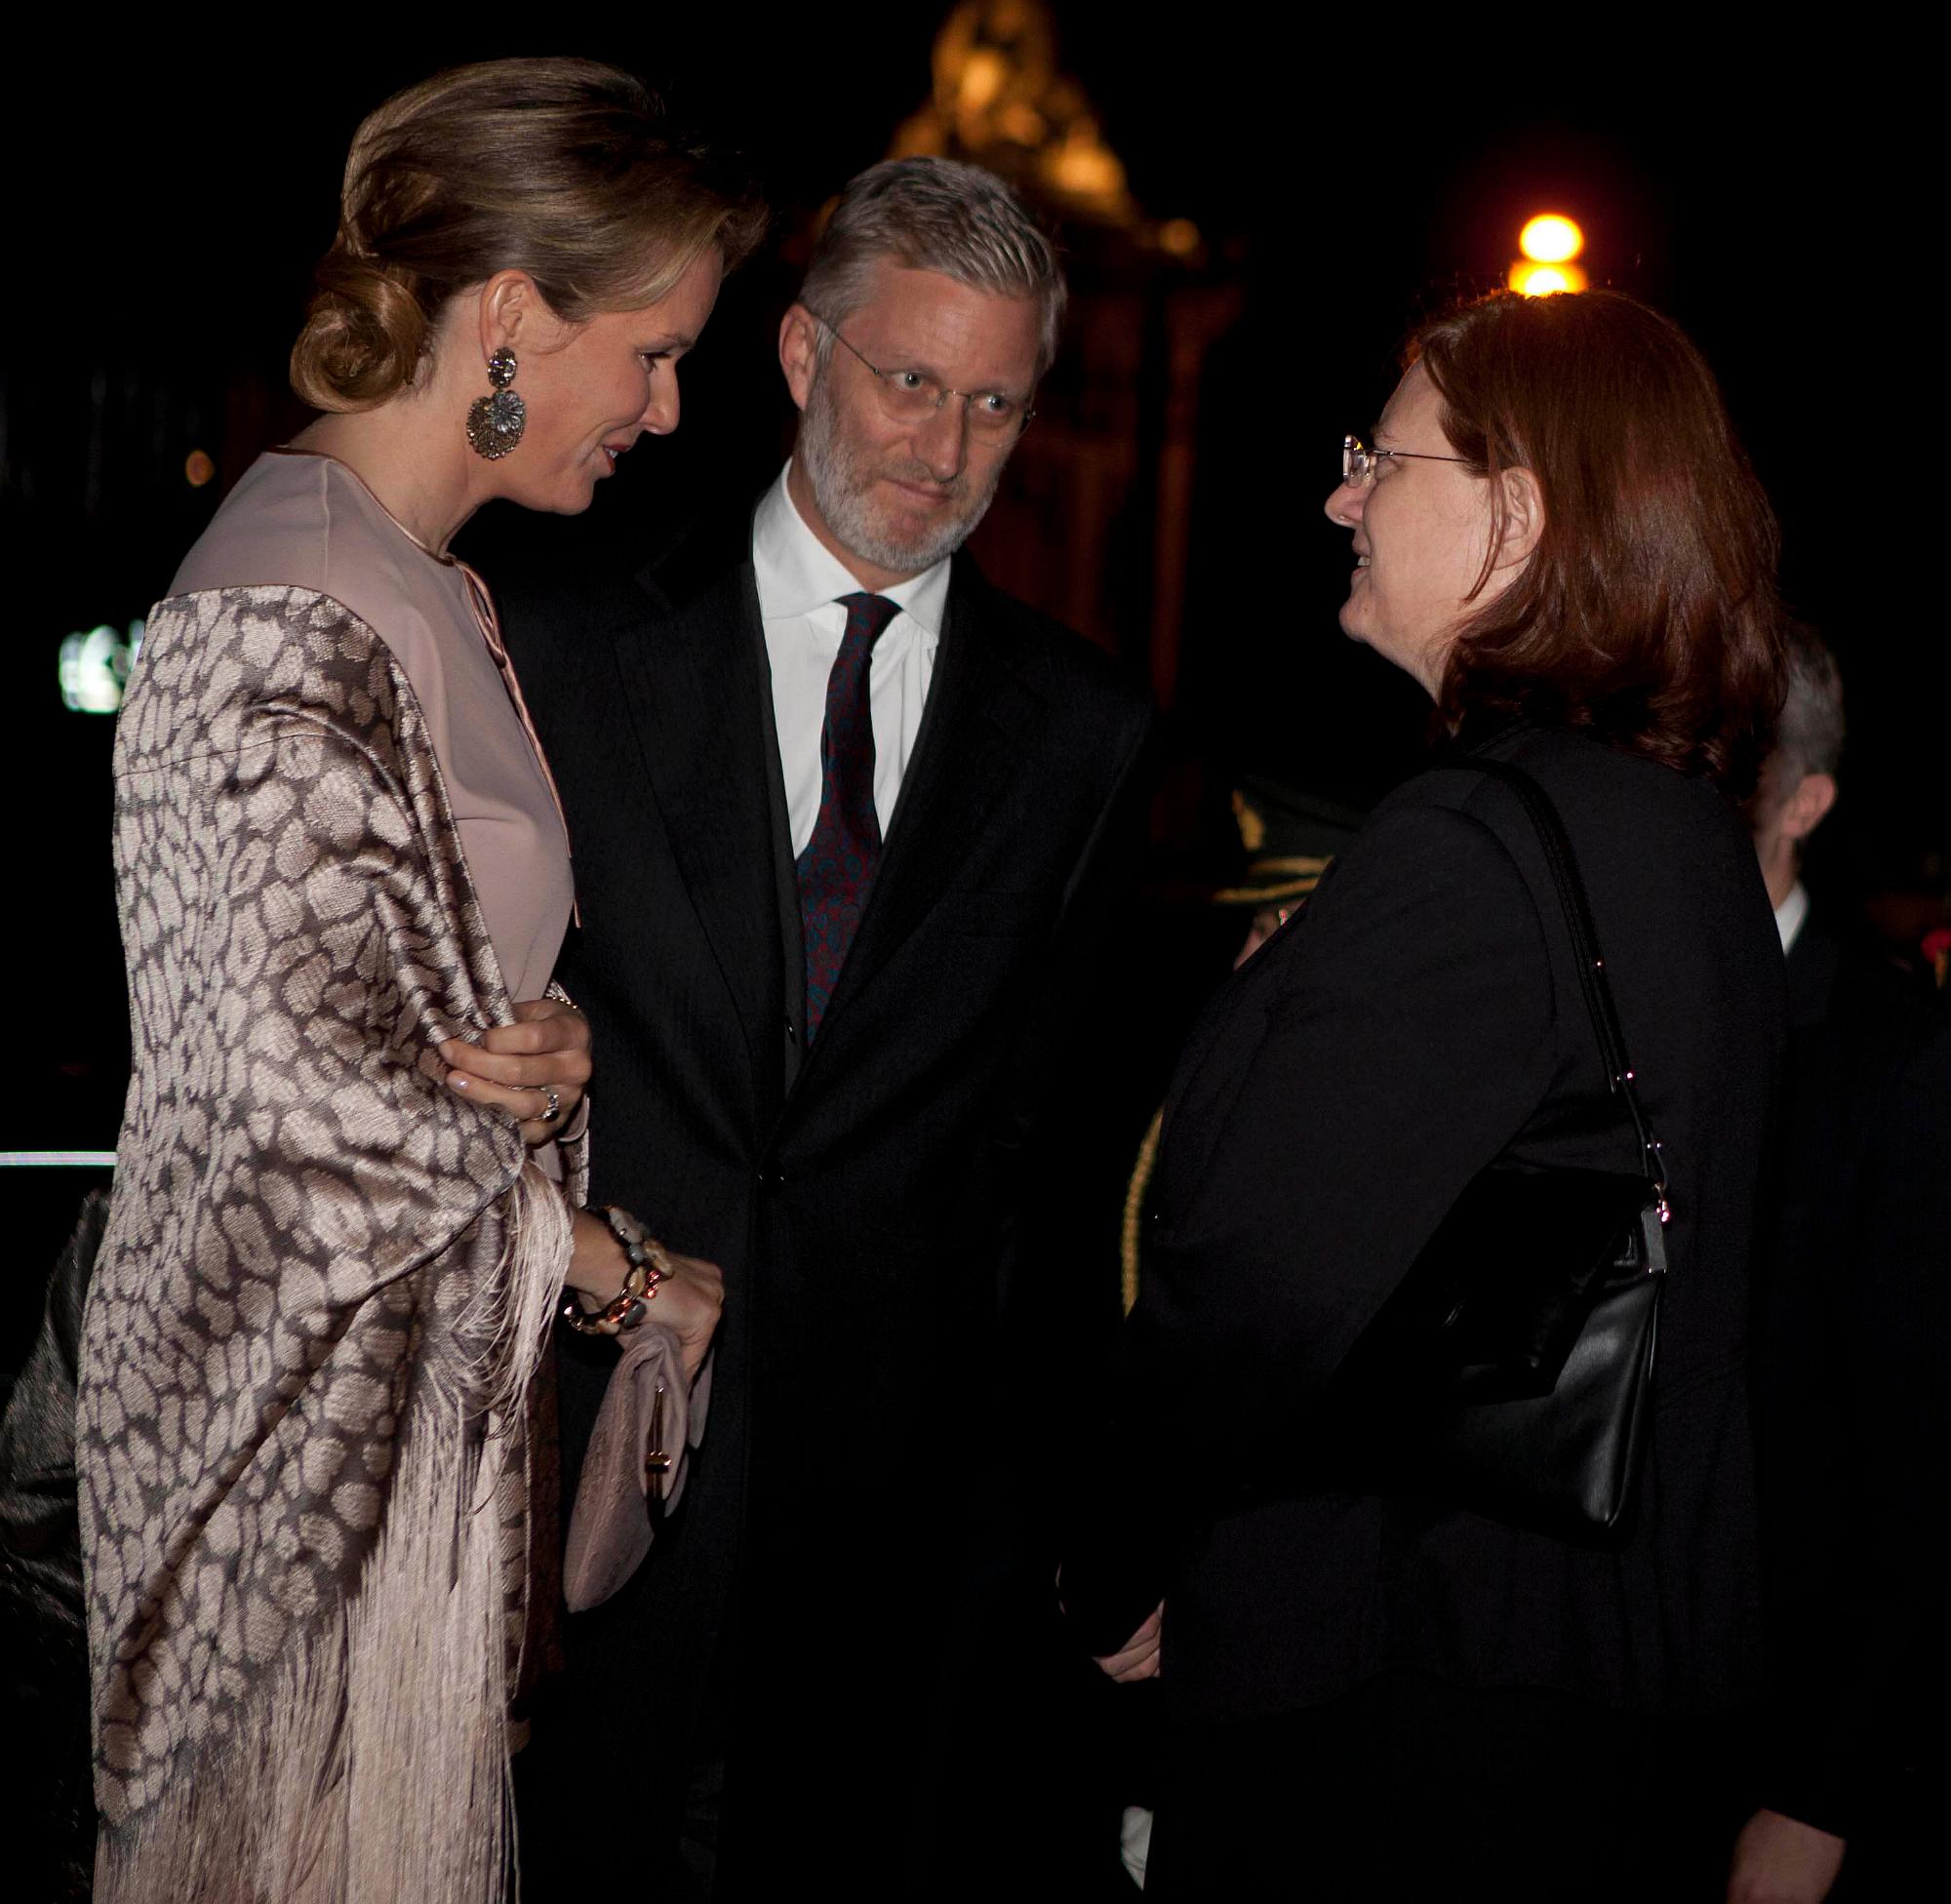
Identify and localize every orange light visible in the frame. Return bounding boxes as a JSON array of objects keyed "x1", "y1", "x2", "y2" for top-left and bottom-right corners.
[
  {"x1": 958, "y1": 48, "x2": 1008, "y2": 114},
  {"x1": 184, "y1": 450, "x2": 216, "y2": 488},
  {"x1": 1519, "y1": 214, "x2": 1584, "y2": 263},
  {"x1": 1157, "y1": 218, "x2": 1201, "y2": 257},
  {"x1": 1508, "y1": 260, "x2": 1588, "y2": 297}
]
